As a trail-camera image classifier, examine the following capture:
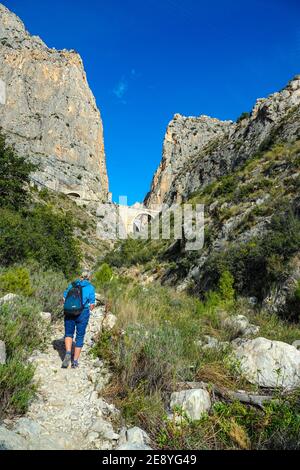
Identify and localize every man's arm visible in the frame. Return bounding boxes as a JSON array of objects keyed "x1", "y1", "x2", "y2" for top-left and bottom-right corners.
[{"x1": 89, "y1": 286, "x2": 96, "y2": 311}]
